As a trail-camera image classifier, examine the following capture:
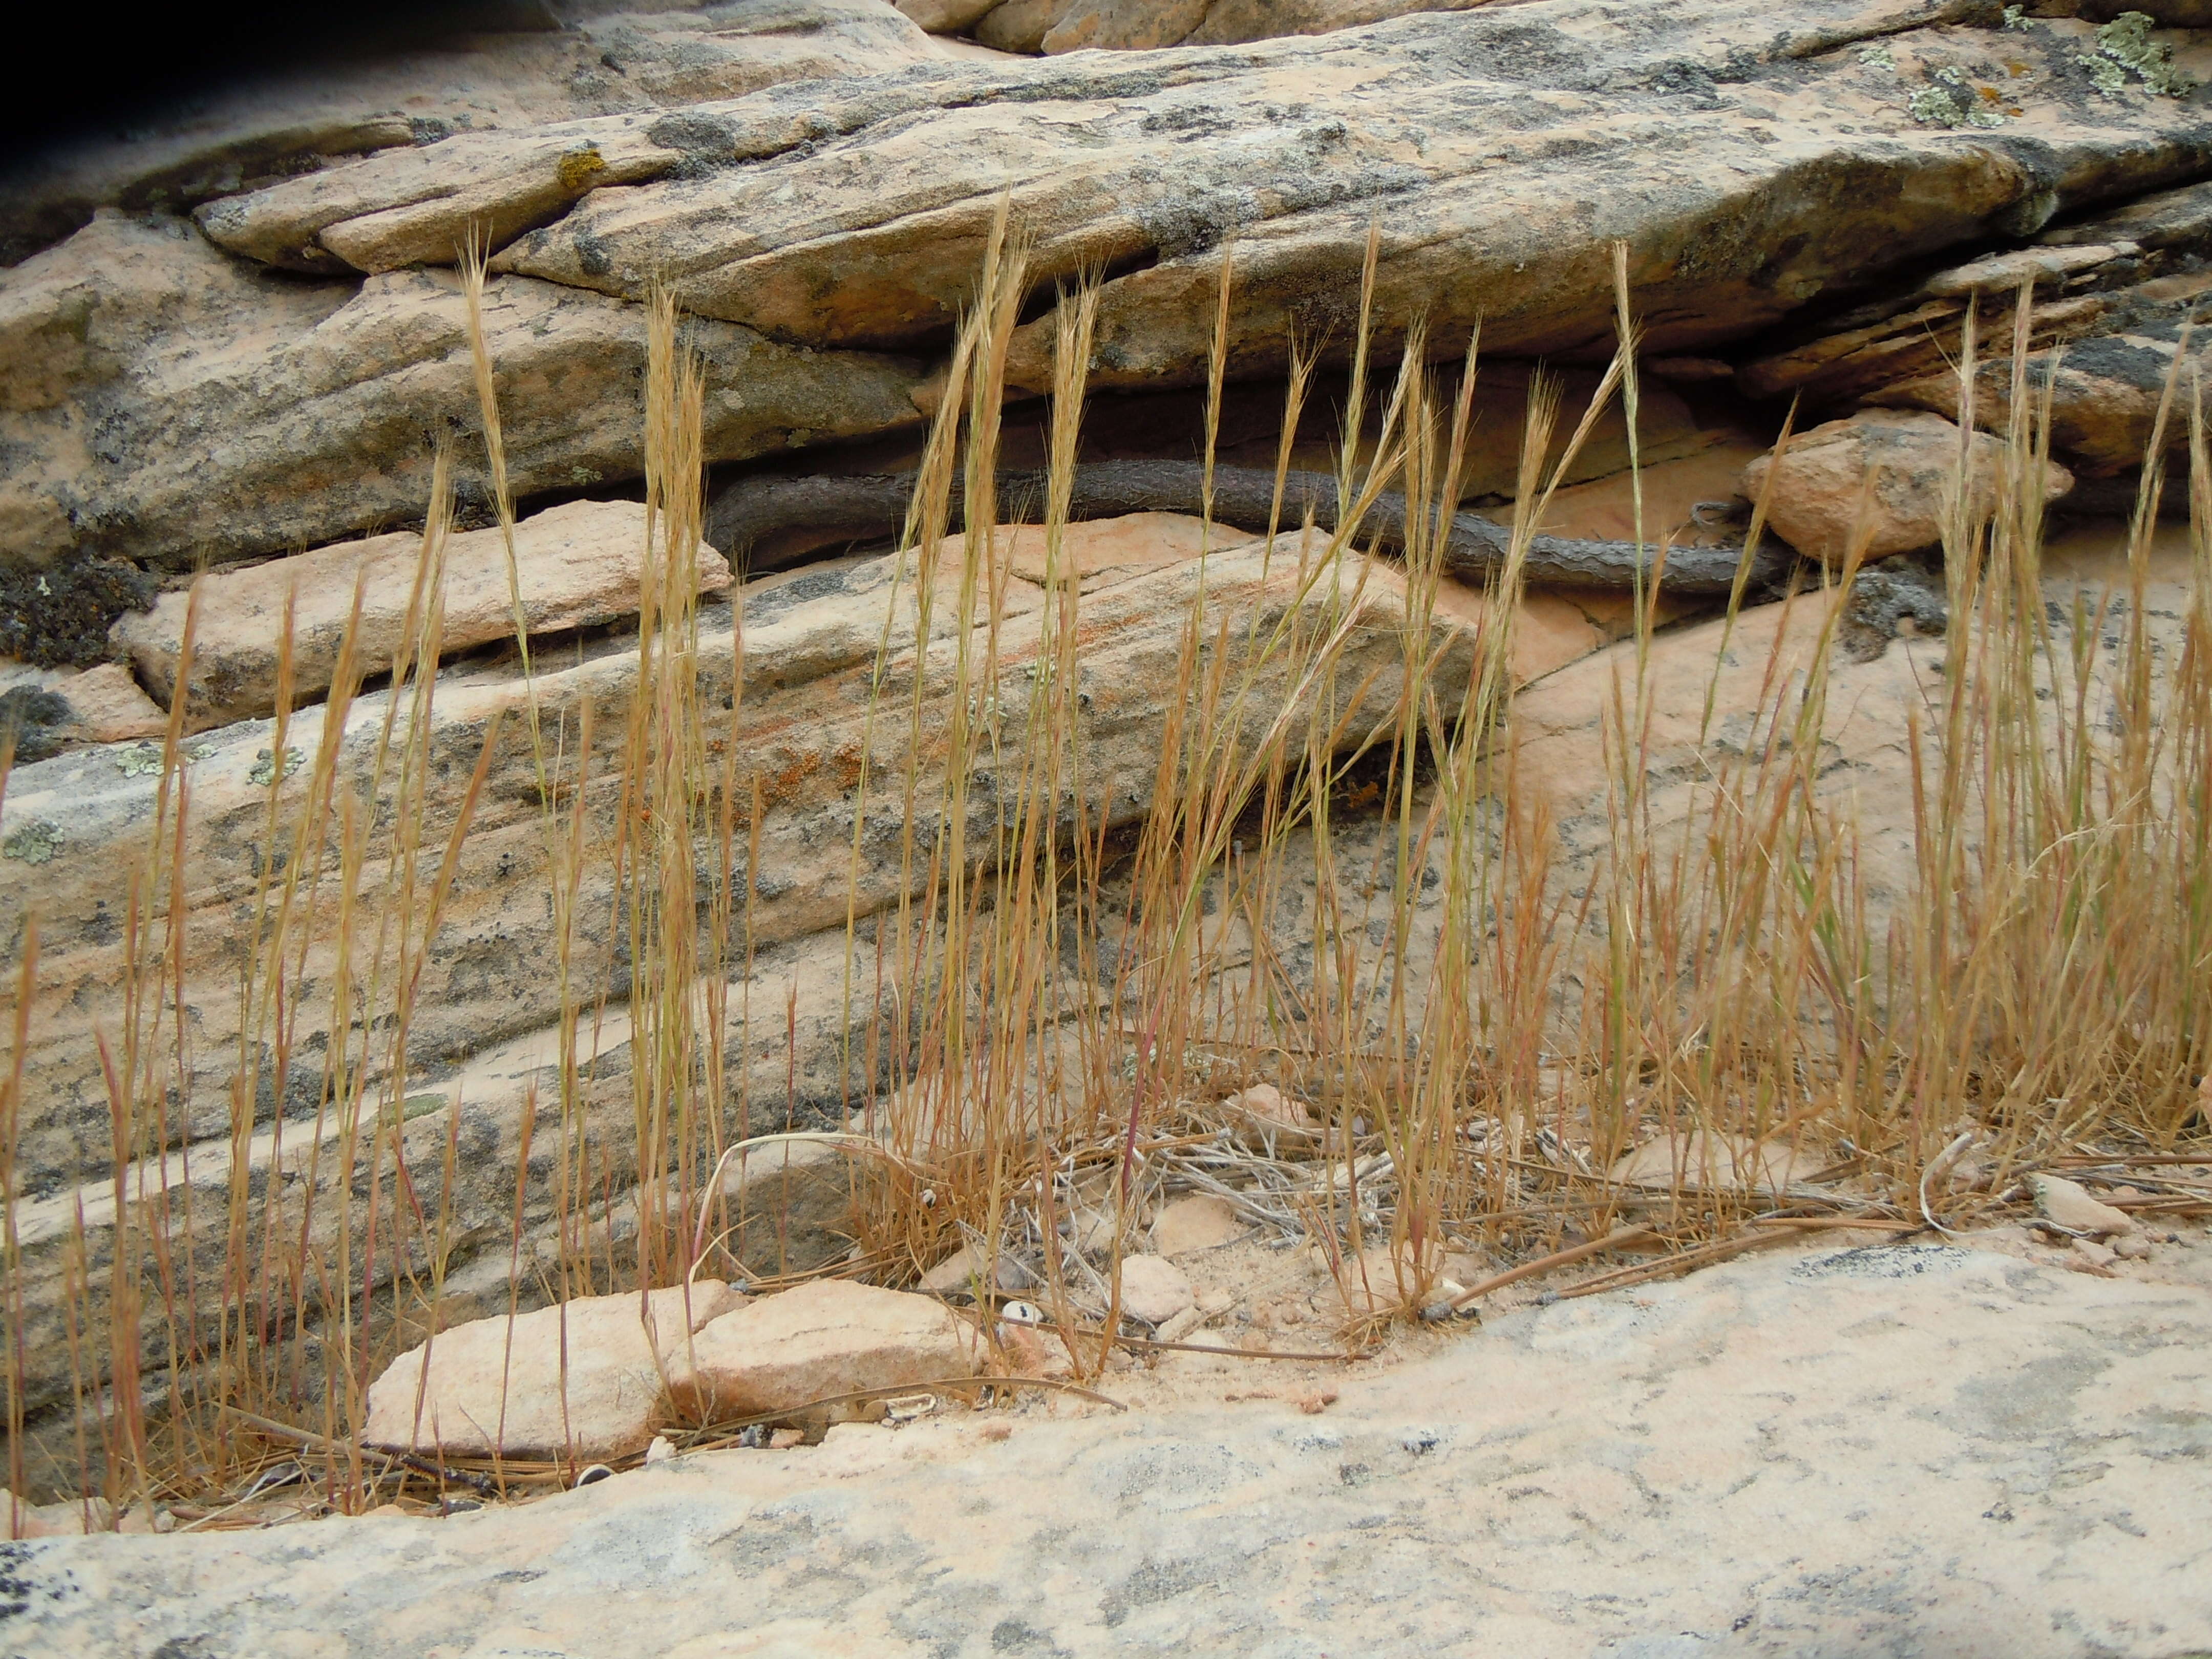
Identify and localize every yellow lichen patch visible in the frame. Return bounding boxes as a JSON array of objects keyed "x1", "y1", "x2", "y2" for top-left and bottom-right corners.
[{"x1": 558, "y1": 147, "x2": 608, "y2": 193}]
